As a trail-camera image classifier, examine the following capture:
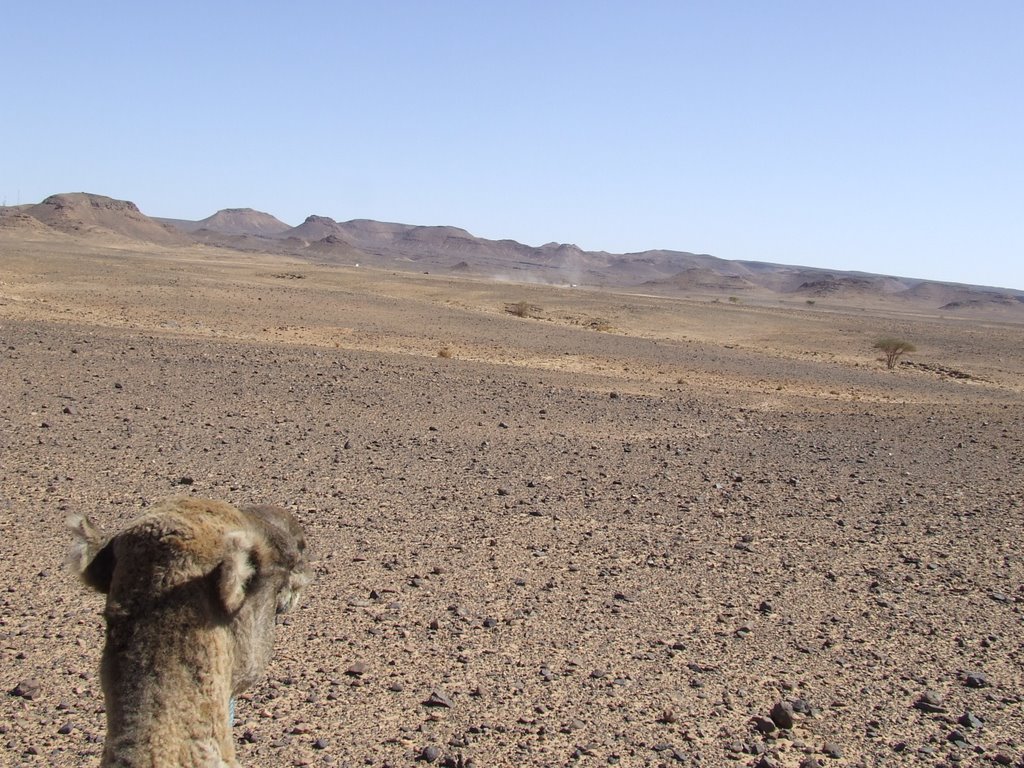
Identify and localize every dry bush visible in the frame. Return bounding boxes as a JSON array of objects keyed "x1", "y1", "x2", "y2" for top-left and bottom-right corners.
[
  {"x1": 437, "y1": 346, "x2": 454, "y2": 359},
  {"x1": 506, "y1": 300, "x2": 538, "y2": 318}
]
